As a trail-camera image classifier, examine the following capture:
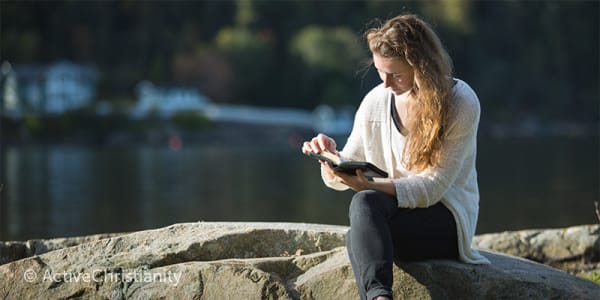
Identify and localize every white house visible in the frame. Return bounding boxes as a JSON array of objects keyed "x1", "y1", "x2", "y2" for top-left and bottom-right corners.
[
  {"x1": 1, "y1": 60, "x2": 99, "y2": 116},
  {"x1": 1, "y1": 62, "x2": 20, "y2": 117},
  {"x1": 44, "y1": 61, "x2": 98, "y2": 114},
  {"x1": 130, "y1": 80, "x2": 210, "y2": 119}
]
